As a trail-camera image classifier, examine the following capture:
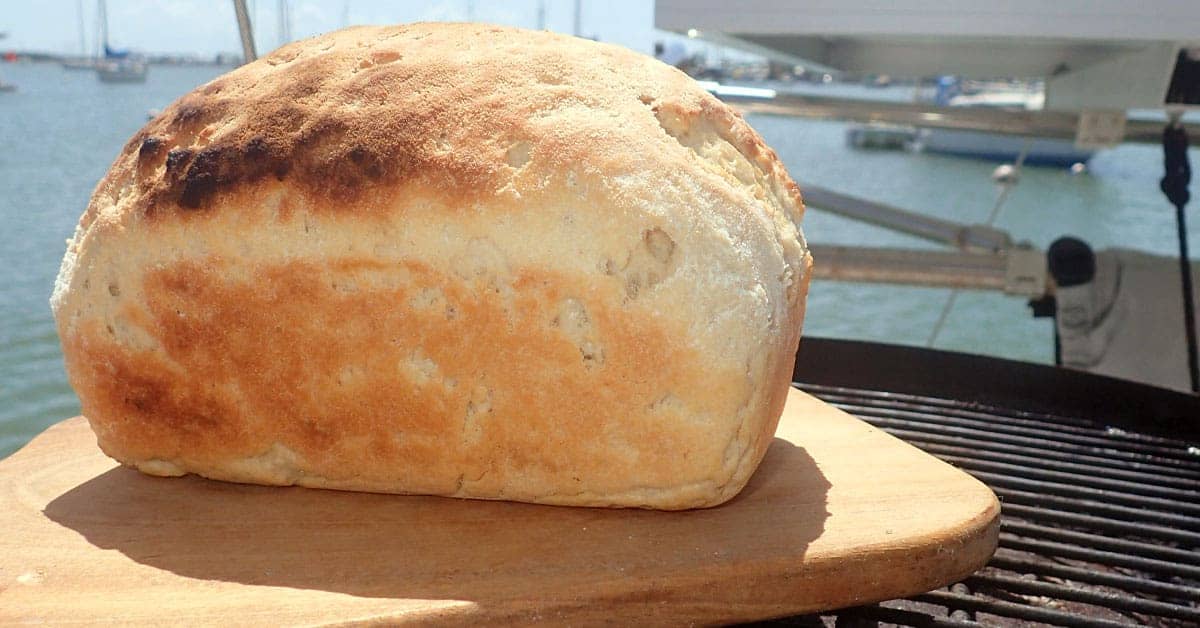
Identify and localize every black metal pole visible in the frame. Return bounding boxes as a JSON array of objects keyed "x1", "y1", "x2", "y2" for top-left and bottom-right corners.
[
  {"x1": 1173, "y1": 202, "x2": 1198, "y2": 392},
  {"x1": 1161, "y1": 121, "x2": 1199, "y2": 393}
]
